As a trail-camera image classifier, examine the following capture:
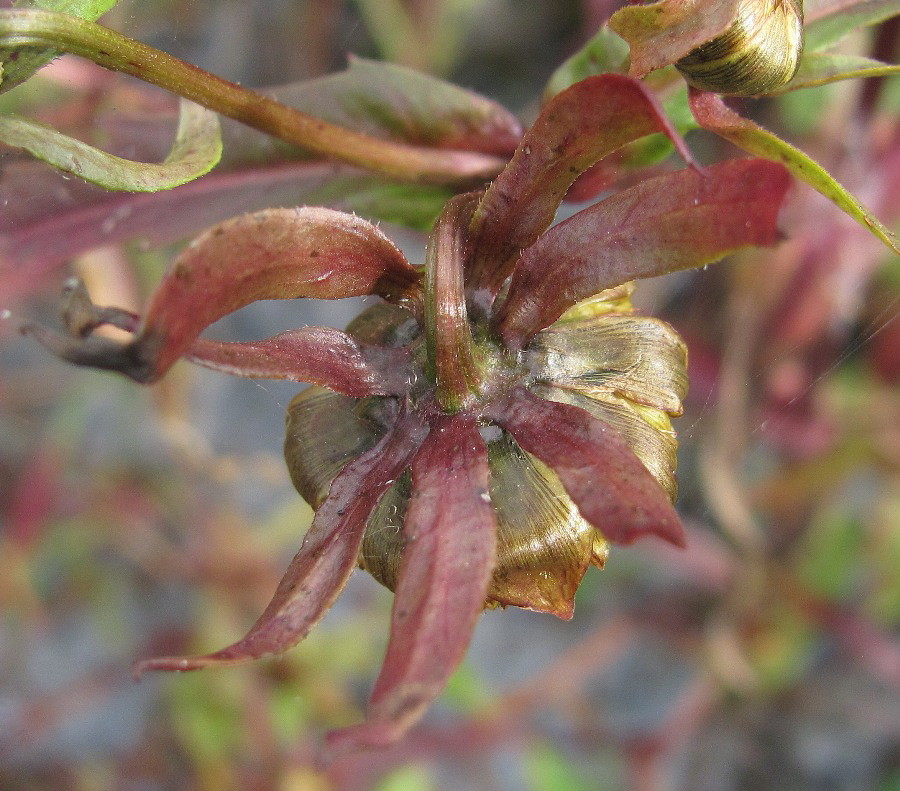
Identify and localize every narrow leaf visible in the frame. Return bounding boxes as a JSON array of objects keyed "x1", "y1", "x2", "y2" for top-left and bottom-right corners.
[
  {"x1": 486, "y1": 387, "x2": 685, "y2": 547},
  {"x1": 689, "y1": 89, "x2": 900, "y2": 256},
  {"x1": 23, "y1": 208, "x2": 422, "y2": 382},
  {"x1": 608, "y1": 0, "x2": 741, "y2": 77},
  {"x1": 494, "y1": 158, "x2": 791, "y2": 347},
  {"x1": 805, "y1": 0, "x2": 900, "y2": 51},
  {"x1": 187, "y1": 328, "x2": 414, "y2": 397},
  {"x1": 133, "y1": 408, "x2": 429, "y2": 674},
  {"x1": 780, "y1": 52, "x2": 900, "y2": 91},
  {"x1": 325, "y1": 414, "x2": 496, "y2": 755},
  {"x1": 467, "y1": 74, "x2": 696, "y2": 298},
  {"x1": 0, "y1": 98, "x2": 222, "y2": 190},
  {"x1": 0, "y1": 0, "x2": 116, "y2": 93}
]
